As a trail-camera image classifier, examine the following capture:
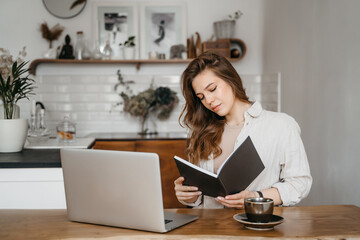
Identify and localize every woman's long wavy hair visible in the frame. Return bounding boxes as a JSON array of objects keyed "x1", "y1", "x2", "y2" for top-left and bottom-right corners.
[{"x1": 180, "y1": 52, "x2": 250, "y2": 165}]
